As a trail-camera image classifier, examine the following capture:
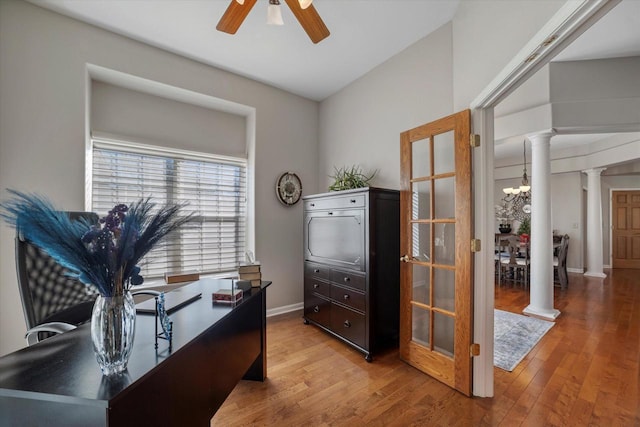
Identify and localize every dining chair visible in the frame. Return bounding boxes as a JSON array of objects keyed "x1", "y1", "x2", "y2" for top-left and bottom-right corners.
[
  {"x1": 553, "y1": 234, "x2": 570, "y2": 289},
  {"x1": 496, "y1": 235, "x2": 528, "y2": 287},
  {"x1": 494, "y1": 235, "x2": 513, "y2": 285}
]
